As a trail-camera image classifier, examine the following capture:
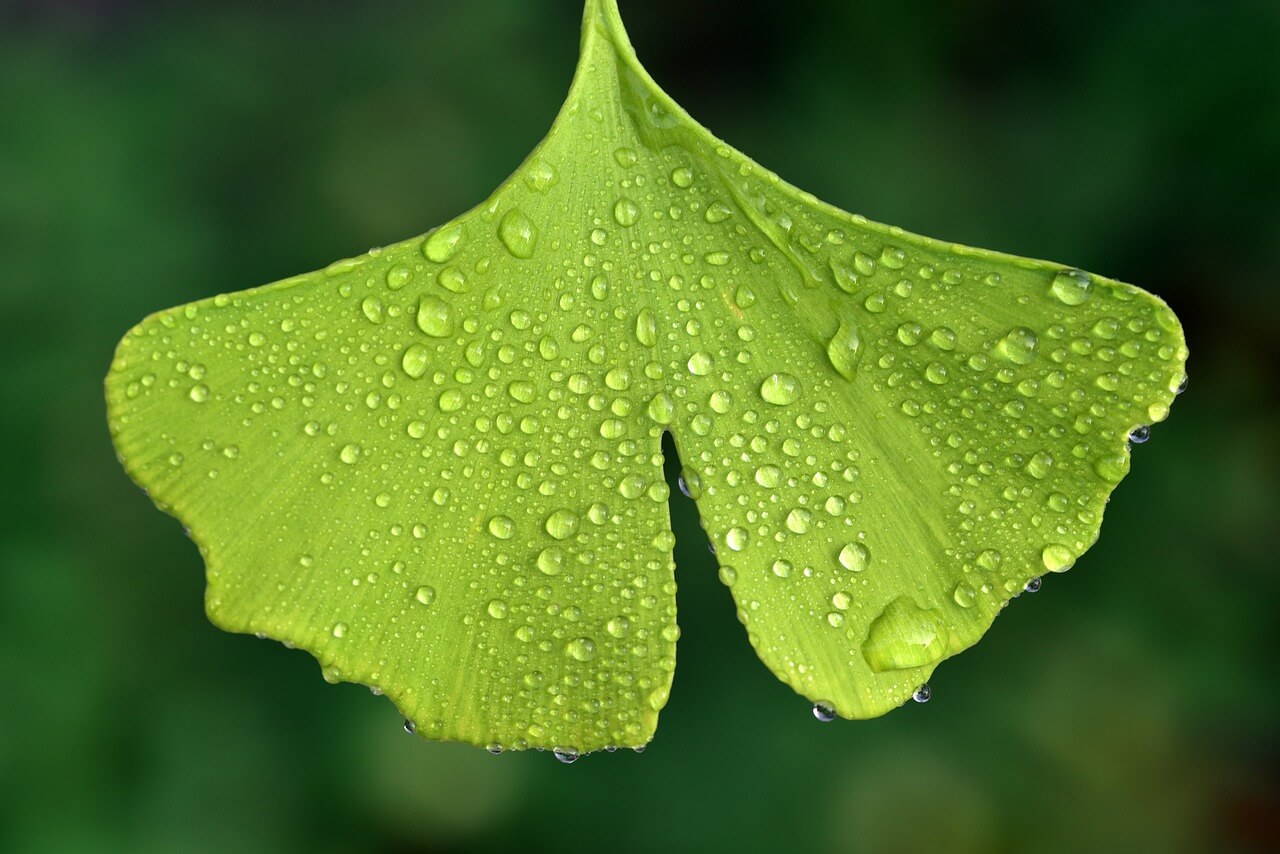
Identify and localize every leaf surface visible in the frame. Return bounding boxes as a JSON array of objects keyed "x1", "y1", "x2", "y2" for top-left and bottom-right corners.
[{"x1": 106, "y1": 0, "x2": 1187, "y2": 753}]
